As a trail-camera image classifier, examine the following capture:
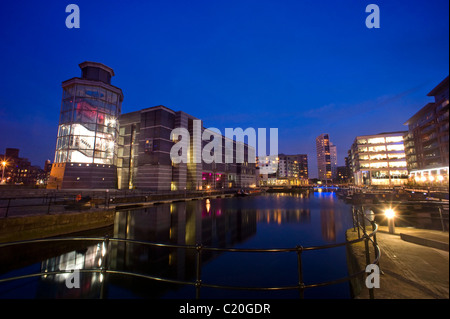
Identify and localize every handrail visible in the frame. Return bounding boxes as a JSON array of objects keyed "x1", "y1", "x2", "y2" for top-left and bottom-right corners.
[{"x1": 0, "y1": 210, "x2": 381, "y2": 299}]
